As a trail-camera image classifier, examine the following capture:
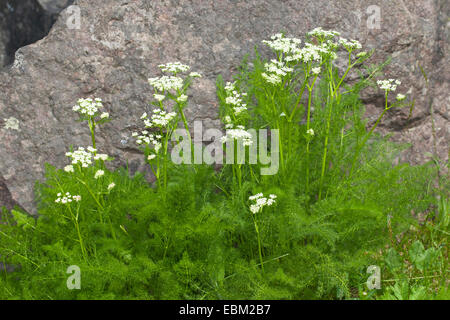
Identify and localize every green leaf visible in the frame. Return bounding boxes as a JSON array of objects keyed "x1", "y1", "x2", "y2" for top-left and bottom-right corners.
[
  {"x1": 409, "y1": 240, "x2": 425, "y2": 268},
  {"x1": 385, "y1": 248, "x2": 402, "y2": 271},
  {"x1": 11, "y1": 210, "x2": 35, "y2": 231}
]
